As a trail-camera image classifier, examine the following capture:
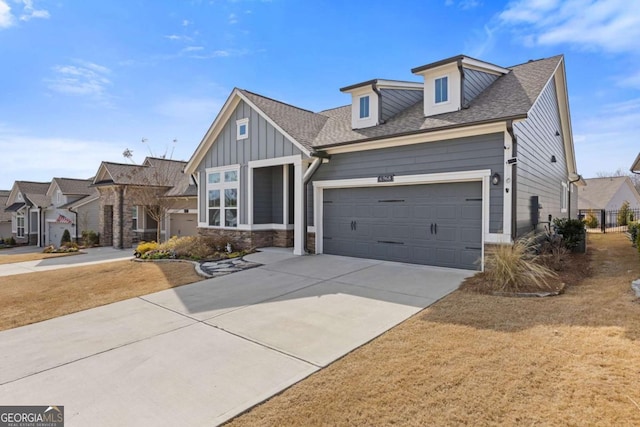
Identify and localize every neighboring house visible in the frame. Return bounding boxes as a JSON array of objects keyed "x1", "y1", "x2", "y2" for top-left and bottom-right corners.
[
  {"x1": 184, "y1": 54, "x2": 582, "y2": 270},
  {"x1": 93, "y1": 157, "x2": 197, "y2": 248},
  {"x1": 0, "y1": 190, "x2": 12, "y2": 240},
  {"x1": 45, "y1": 178, "x2": 100, "y2": 246},
  {"x1": 578, "y1": 176, "x2": 640, "y2": 212},
  {"x1": 4, "y1": 181, "x2": 50, "y2": 245}
]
